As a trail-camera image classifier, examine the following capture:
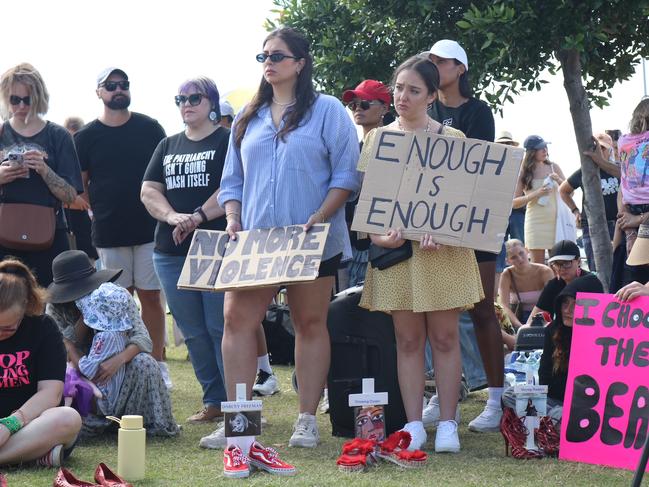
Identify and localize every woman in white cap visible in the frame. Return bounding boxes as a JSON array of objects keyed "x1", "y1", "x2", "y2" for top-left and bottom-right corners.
[
  {"x1": 513, "y1": 135, "x2": 566, "y2": 264},
  {"x1": 423, "y1": 40, "x2": 505, "y2": 434}
]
